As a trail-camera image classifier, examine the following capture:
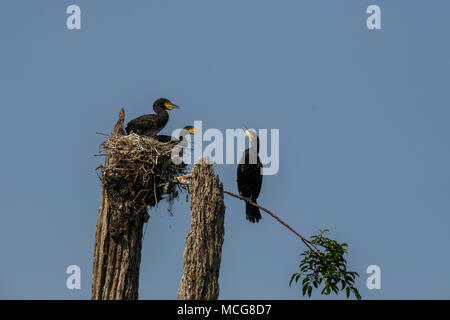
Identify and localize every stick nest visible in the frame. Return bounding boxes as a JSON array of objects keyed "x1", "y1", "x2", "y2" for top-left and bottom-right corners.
[{"x1": 98, "y1": 133, "x2": 188, "y2": 213}]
